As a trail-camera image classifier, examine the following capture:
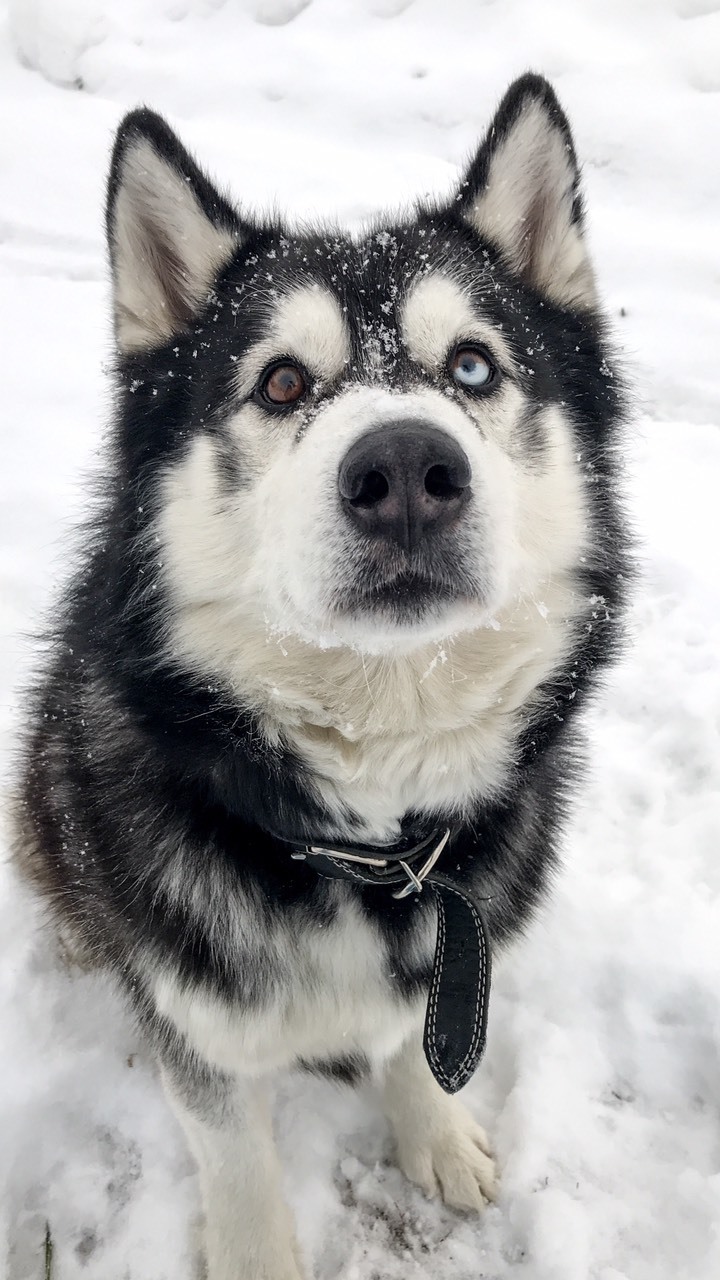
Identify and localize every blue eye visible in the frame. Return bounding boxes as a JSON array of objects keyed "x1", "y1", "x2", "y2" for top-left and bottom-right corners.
[{"x1": 450, "y1": 345, "x2": 496, "y2": 390}]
